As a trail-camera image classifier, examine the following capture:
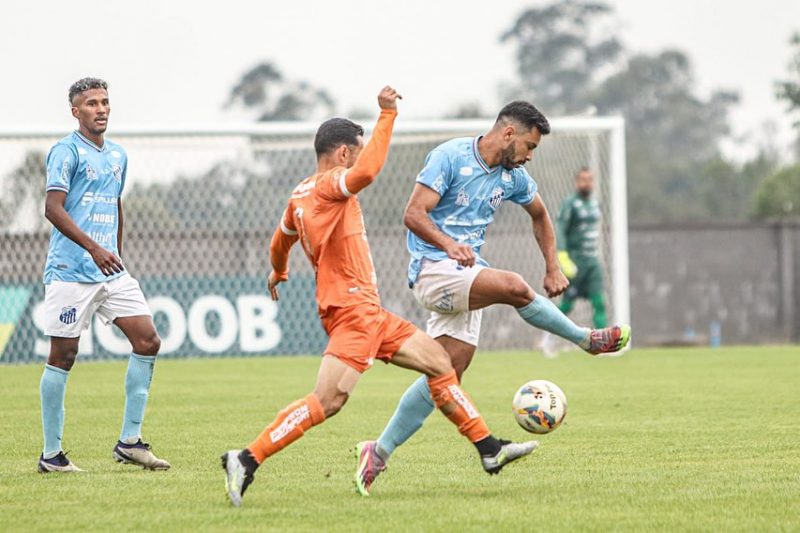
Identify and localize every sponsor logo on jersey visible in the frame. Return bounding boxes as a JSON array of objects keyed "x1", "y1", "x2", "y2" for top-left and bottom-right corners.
[
  {"x1": 77, "y1": 147, "x2": 88, "y2": 155},
  {"x1": 112, "y1": 164, "x2": 122, "y2": 183},
  {"x1": 81, "y1": 192, "x2": 117, "y2": 206},
  {"x1": 85, "y1": 164, "x2": 98, "y2": 181},
  {"x1": 431, "y1": 175, "x2": 445, "y2": 194},
  {"x1": 502, "y1": 170, "x2": 512, "y2": 183},
  {"x1": 90, "y1": 213, "x2": 115, "y2": 225},
  {"x1": 459, "y1": 166, "x2": 473, "y2": 176},
  {"x1": 111, "y1": 150, "x2": 122, "y2": 159},
  {"x1": 89, "y1": 231, "x2": 114, "y2": 246},
  {"x1": 59, "y1": 307, "x2": 77, "y2": 325}
]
